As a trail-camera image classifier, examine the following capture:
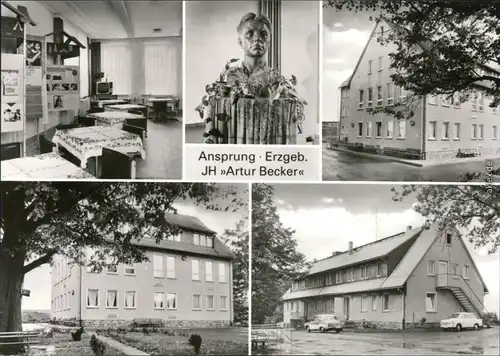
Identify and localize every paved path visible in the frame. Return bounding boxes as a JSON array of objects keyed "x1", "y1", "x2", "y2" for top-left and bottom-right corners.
[
  {"x1": 323, "y1": 147, "x2": 500, "y2": 181},
  {"x1": 255, "y1": 327, "x2": 500, "y2": 355},
  {"x1": 90, "y1": 333, "x2": 149, "y2": 356}
]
